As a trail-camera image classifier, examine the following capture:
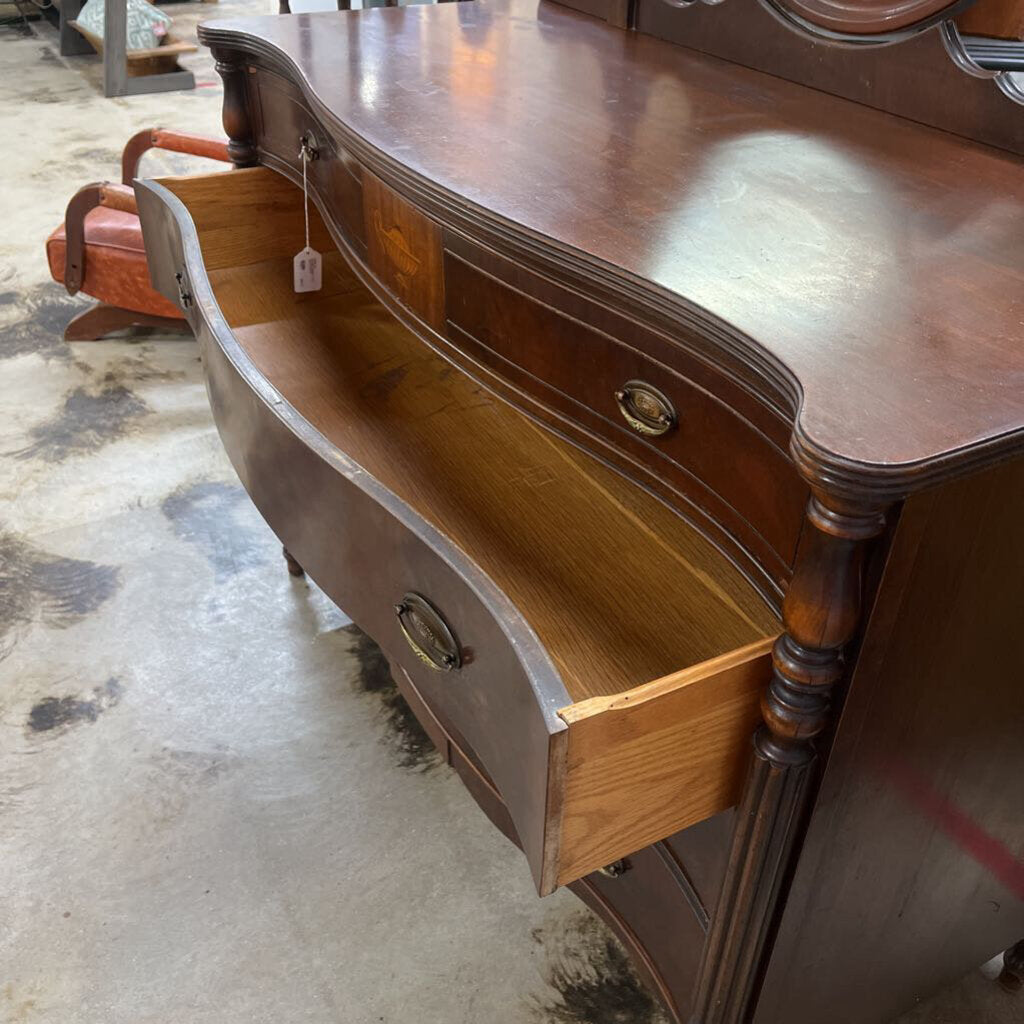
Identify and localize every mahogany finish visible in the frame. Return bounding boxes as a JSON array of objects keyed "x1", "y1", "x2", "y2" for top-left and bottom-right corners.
[
  {"x1": 131, "y1": 3, "x2": 1024, "y2": 1022},
  {"x1": 755, "y1": 458, "x2": 1024, "y2": 1023},
  {"x1": 959, "y1": 0, "x2": 1024, "y2": 37},
  {"x1": 443, "y1": 244, "x2": 807, "y2": 585},
  {"x1": 766, "y1": 0, "x2": 966, "y2": 36},
  {"x1": 635, "y1": 0, "x2": 1024, "y2": 155},
  {"x1": 198, "y1": 0, "x2": 1024, "y2": 502}
]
